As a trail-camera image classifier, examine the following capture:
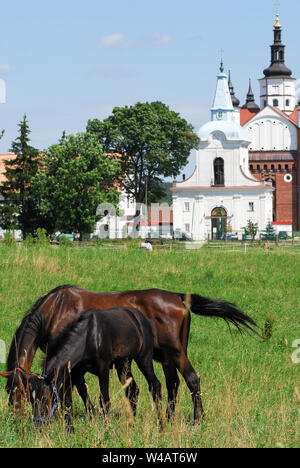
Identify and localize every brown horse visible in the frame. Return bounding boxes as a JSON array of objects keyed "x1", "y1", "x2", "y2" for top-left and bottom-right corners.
[{"x1": 0, "y1": 285, "x2": 258, "y2": 422}]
